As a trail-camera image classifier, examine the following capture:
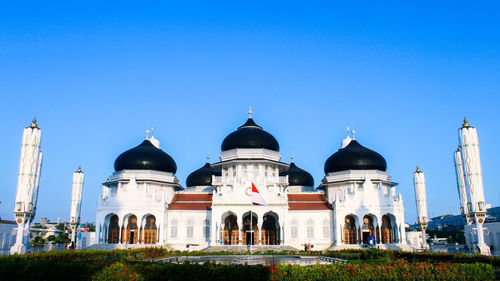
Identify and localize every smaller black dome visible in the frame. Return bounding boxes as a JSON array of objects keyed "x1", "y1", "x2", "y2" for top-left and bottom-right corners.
[
  {"x1": 280, "y1": 162, "x2": 314, "y2": 187},
  {"x1": 324, "y1": 140, "x2": 387, "y2": 173},
  {"x1": 186, "y1": 162, "x2": 221, "y2": 187},
  {"x1": 114, "y1": 139, "x2": 177, "y2": 173},
  {"x1": 221, "y1": 118, "x2": 280, "y2": 151}
]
